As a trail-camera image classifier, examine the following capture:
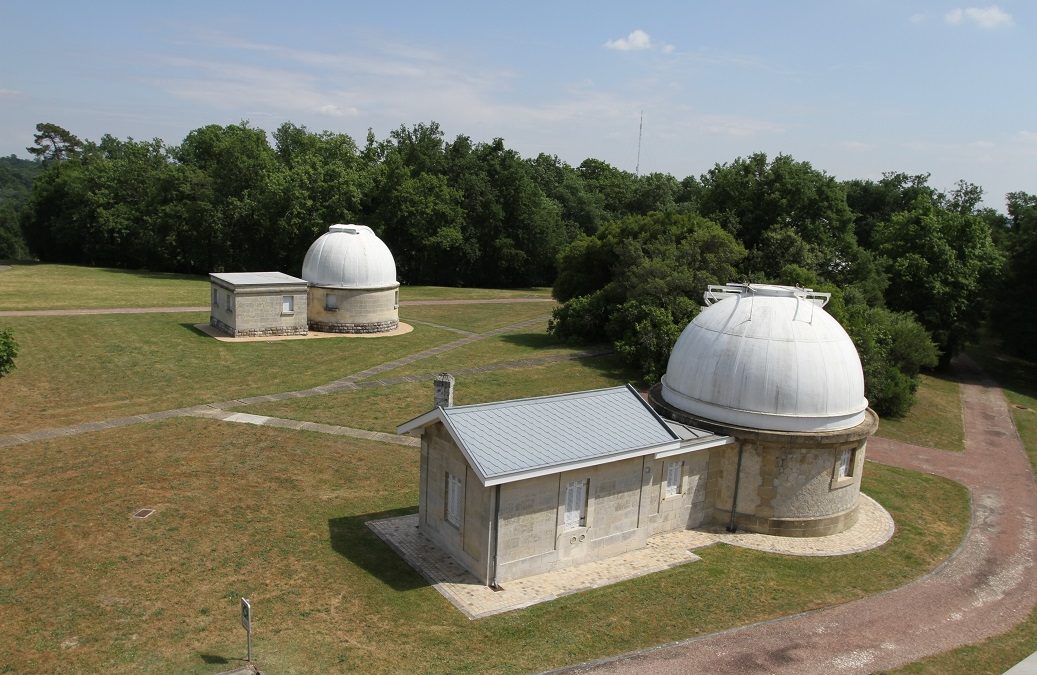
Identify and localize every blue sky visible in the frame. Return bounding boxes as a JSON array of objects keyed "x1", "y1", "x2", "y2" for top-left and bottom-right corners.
[{"x1": 1, "y1": 1, "x2": 1034, "y2": 209}]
